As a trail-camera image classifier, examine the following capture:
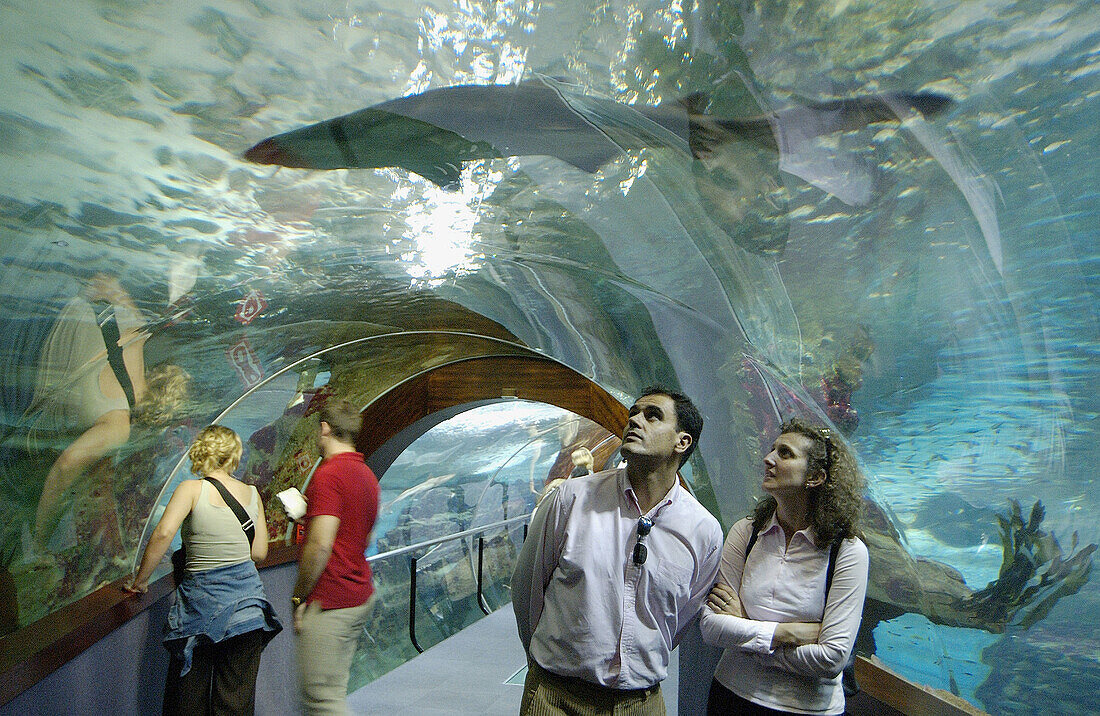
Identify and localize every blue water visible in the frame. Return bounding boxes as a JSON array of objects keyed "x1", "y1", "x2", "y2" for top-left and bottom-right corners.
[{"x1": 0, "y1": 0, "x2": 1097, "y2": 712}]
